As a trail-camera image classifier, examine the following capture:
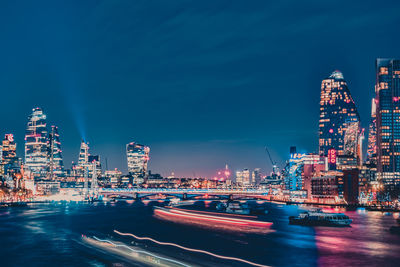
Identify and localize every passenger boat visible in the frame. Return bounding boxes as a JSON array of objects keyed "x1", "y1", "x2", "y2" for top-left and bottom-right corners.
[
  {"x1": 289, "y1": 210, "x2": 352, "y2": 227},
  {"x1": 217, "y1": 201, "x2": 251, "y2": 215},
  {"x1": 217, "y1": 201, "x2": 267, "y2": 215},
  {"x1": 154, "y1": 206, "x2": 272, "y2": 229}
]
